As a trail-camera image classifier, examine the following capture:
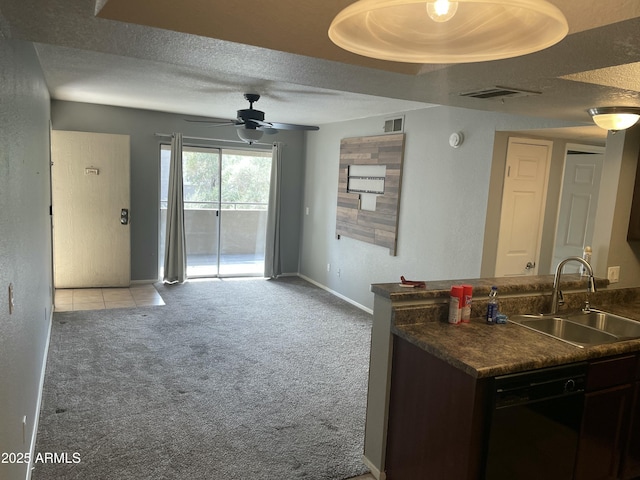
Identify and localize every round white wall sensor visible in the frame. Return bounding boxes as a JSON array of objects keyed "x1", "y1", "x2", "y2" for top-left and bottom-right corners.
[{"x1": 449, "y1": 132, "x2": 464, "y2": 148}]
